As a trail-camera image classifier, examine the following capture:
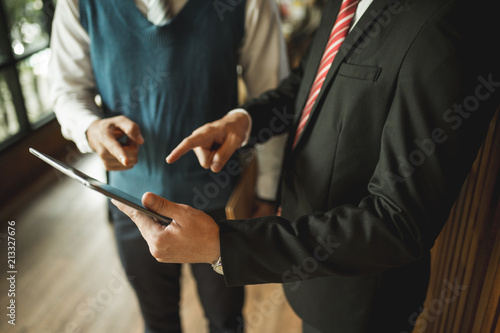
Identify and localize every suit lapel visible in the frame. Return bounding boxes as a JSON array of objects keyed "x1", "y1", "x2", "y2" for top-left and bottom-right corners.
[{"x1": 292, "y1": 0, "x2": 395, "y2": 151}]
